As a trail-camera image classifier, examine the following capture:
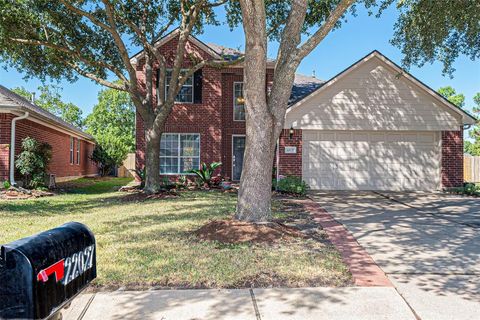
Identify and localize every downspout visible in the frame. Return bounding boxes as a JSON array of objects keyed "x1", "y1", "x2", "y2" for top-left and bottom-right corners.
[{"x1": 9, "y1": 112, "x2": 29, "y2": 185}]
